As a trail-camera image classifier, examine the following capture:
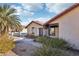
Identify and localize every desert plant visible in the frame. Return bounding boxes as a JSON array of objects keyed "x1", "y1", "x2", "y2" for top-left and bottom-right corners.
[
  {"x1": 0, "y1": 4, "x2": 21, "y2": 55},
  {"x1": 33, "y1": 37, "x2": 73, "y2": 56},
  {"x1": 35, "y1": 36, "x2": 48, "y2": 43},
  {"x1": 44, "y1": 38, "x2": 70, "y2": 49},
  {"x1": 0, "y1": 34, "x2": 15, "y2": 55},
  {"x1": 33, "y1": 47, "x2": 74, "y2": 56},
  {"x1": 36, "y1": 36, "x2": 70, "y2": 49},
  {"x1": 0, "y1": 4, "x2": 22, "y2": 36}
]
